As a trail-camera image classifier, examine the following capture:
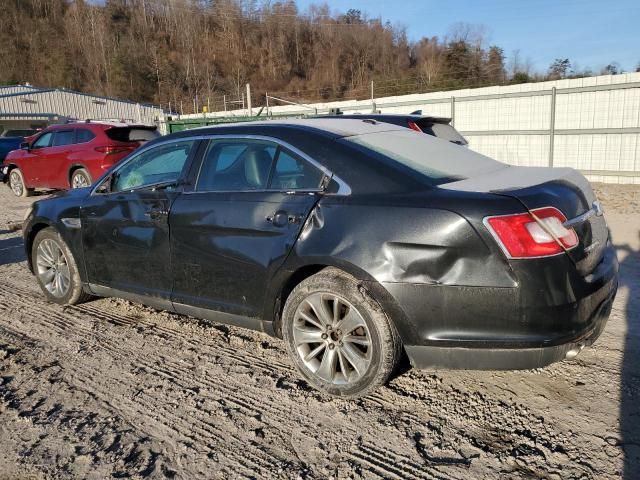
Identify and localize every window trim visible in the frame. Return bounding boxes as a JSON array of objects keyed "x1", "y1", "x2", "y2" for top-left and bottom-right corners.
[
  {"x1": 189, "y1": 134, "x2": 349, "y2": 195},
  {"x1": 91, "y1": 134, "x2": 351, "y2": 196}
]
